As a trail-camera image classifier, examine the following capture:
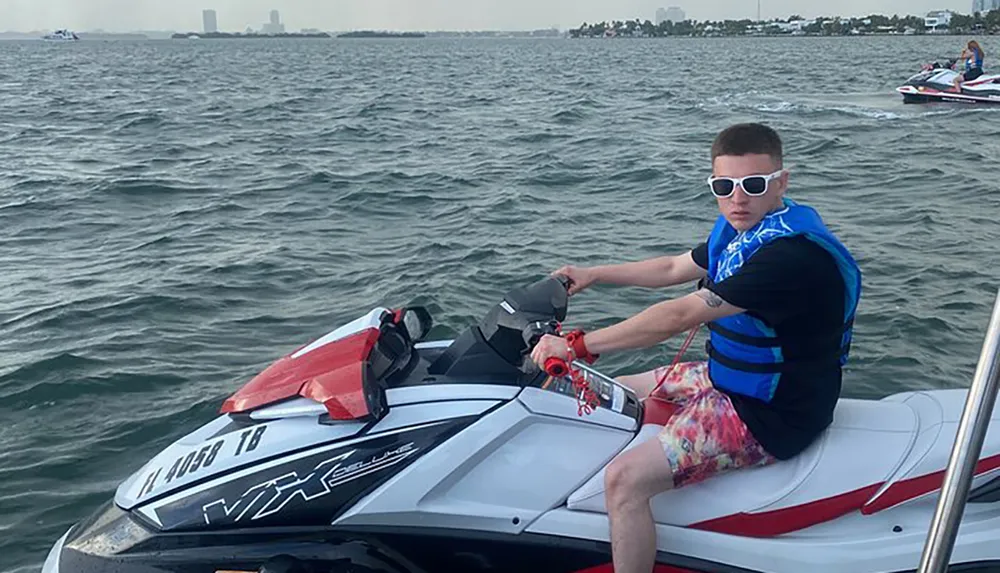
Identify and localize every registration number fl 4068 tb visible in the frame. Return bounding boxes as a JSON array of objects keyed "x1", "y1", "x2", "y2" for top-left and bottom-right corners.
[{"x1": 137, "y1": 425, "x2": 268, "y2": 499}]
